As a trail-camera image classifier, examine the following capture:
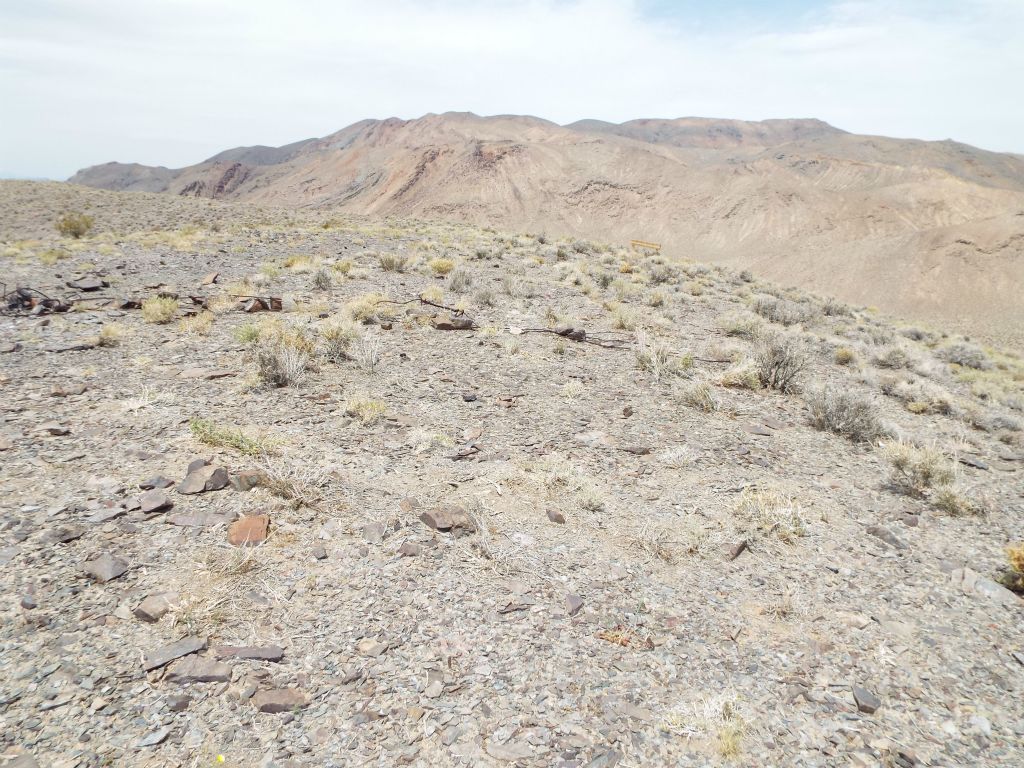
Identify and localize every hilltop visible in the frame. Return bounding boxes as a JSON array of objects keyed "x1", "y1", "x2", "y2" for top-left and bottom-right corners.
[
  {"x1": 67, "y1": 112, "x2": 1024, "y2": 348},
  {"x1": 1, "y1": 180, "x2": 1023, "y2": 766}
]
